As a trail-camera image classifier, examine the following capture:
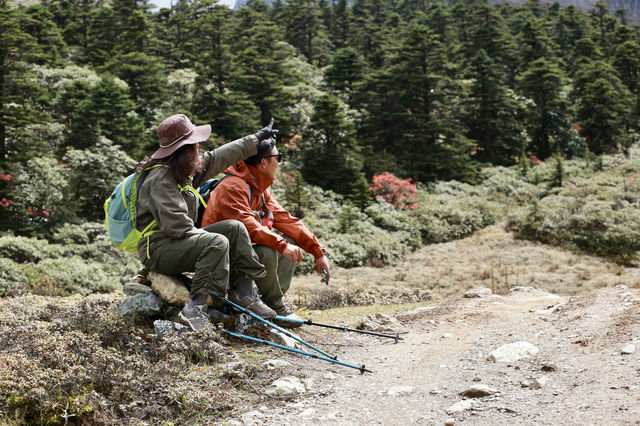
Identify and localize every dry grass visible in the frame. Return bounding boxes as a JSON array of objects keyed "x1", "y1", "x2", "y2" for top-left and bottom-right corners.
[{"x1": 290, "y1": 223, "x2": 640, "y2": 303}]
